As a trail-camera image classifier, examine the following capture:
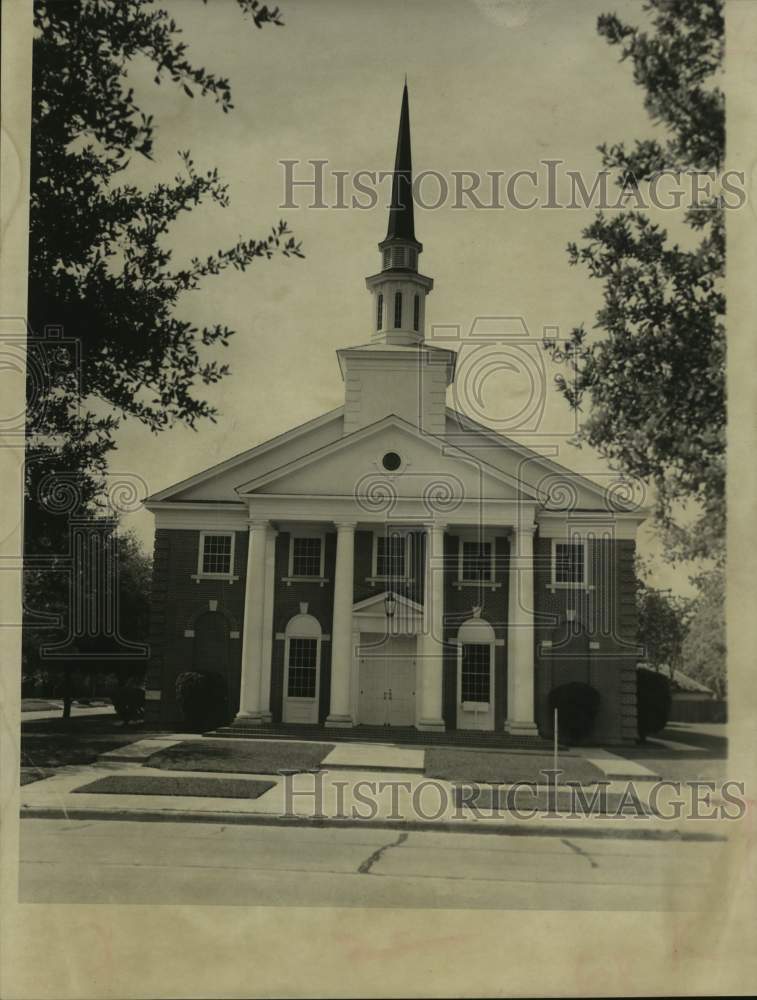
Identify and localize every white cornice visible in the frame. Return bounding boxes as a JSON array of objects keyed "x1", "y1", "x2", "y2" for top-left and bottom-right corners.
[
  {"x1": 144, "y1": 406, "x2": 345, "y2": 504},
  {"x1": 444, "y1": 406, "x2": 647, "y2": 514}
]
